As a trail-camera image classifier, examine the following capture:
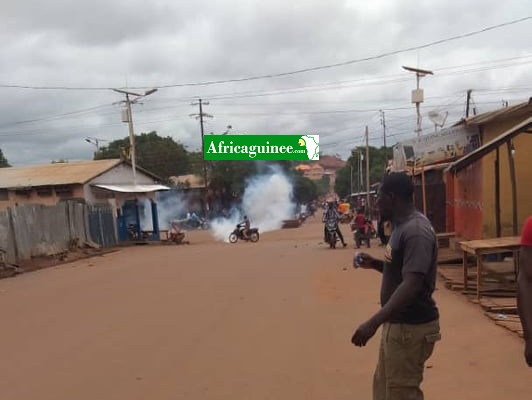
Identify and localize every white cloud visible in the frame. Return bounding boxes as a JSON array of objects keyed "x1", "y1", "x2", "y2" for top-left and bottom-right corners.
[{"x1": 0, "y1": 0, "x2": 531, "y2": 165}]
